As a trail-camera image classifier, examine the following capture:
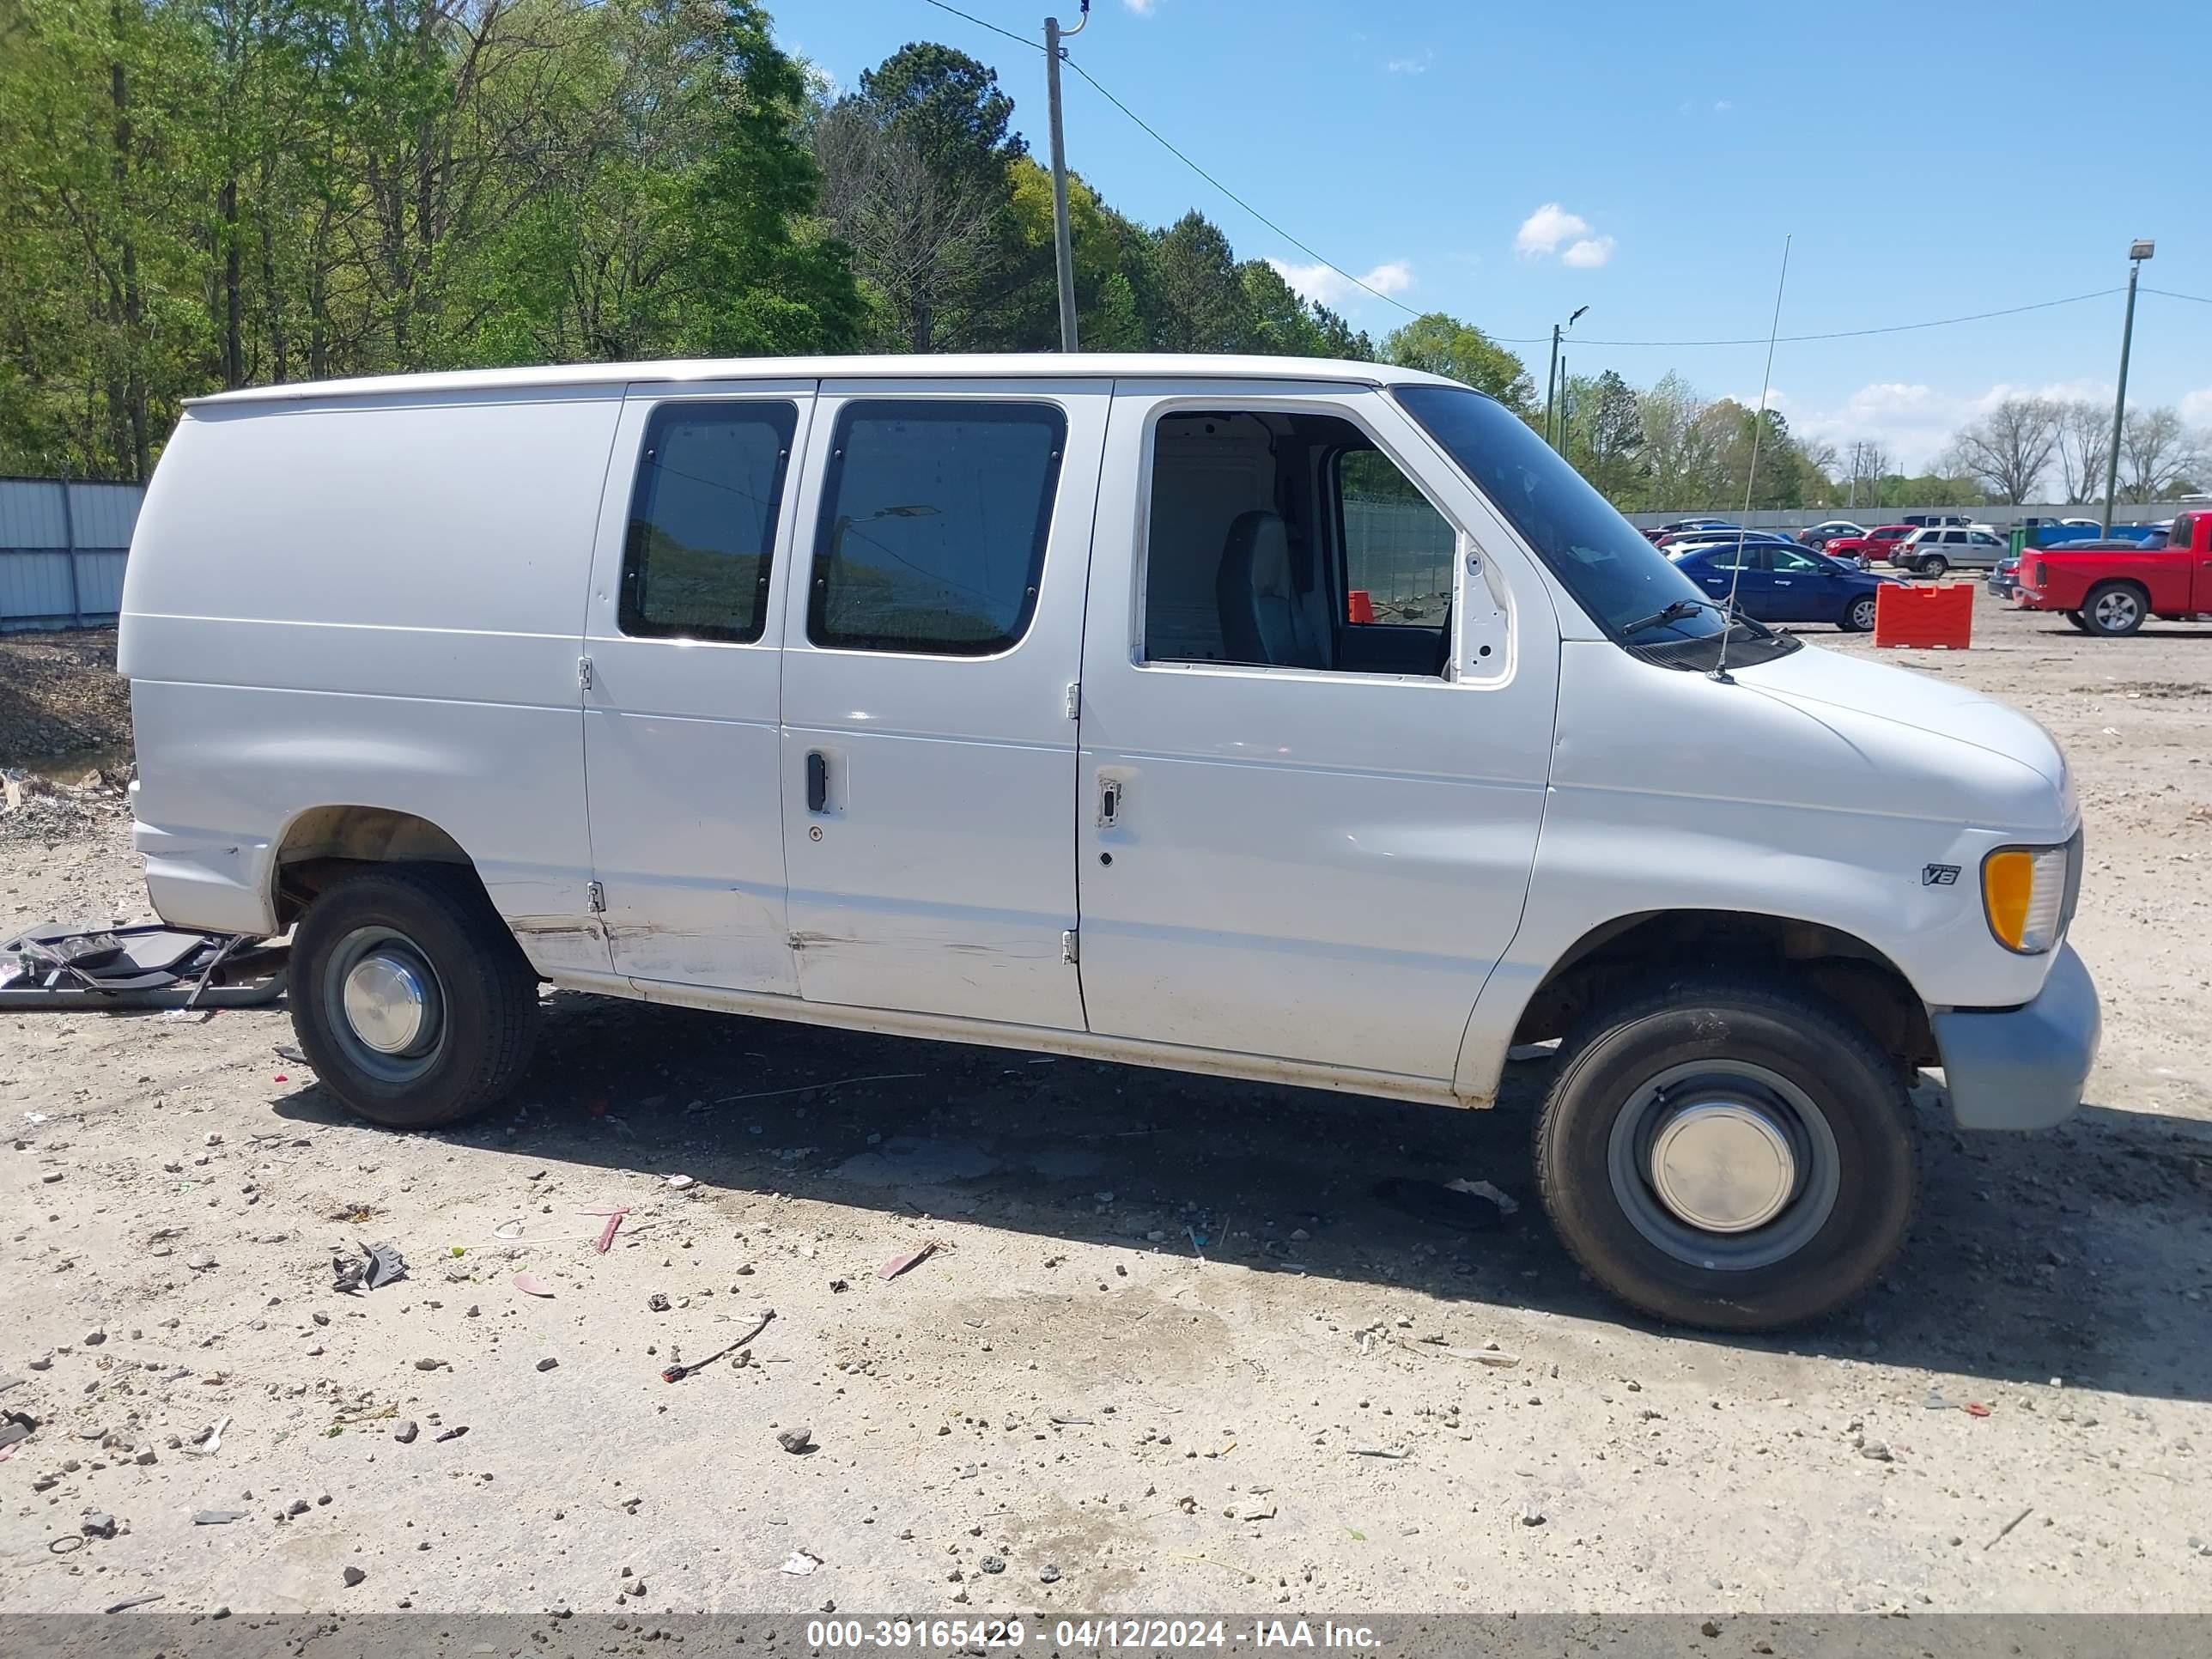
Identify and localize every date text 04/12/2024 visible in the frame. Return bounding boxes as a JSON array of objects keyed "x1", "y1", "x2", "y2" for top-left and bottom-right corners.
[{"x1": 804, "y1": 1619, "x2": 1381, "y2": 1650}]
